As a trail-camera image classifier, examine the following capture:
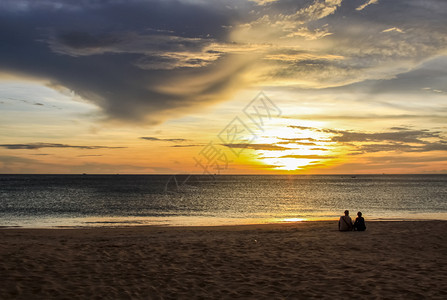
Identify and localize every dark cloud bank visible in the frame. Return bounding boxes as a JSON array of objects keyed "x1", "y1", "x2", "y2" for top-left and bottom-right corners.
[{"x1": 0, "y1": 0, "x2": 255, "y2": 124}]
